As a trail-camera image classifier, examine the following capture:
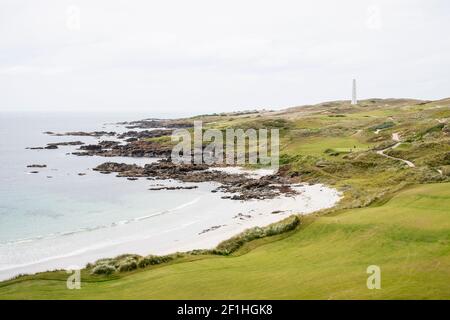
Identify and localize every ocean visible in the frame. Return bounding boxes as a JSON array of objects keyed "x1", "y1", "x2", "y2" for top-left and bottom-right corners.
[{"x1": 0, "y1": 112, "x2": 340, "y2": 281}]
